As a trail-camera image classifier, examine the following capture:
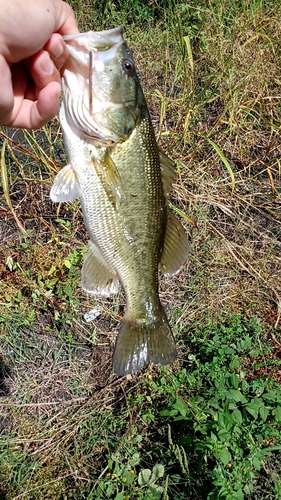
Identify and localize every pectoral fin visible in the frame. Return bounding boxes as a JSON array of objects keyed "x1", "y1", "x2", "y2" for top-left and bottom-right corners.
[
  {"x1": 159, "y1": 208, "x2": 190, "y2": 276},
  {"x1": 159, "y1": 150, "x2": 176, "y2": 197},
  {"x1": 82, "y1": 241, "x2": 120, "y2": 296},
  {"x1": 50, "y1": 164, "x2": 79, "y2": 202},
  {"x1": 93, "y1": 153, "x2": 122, "y2": 207}
]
